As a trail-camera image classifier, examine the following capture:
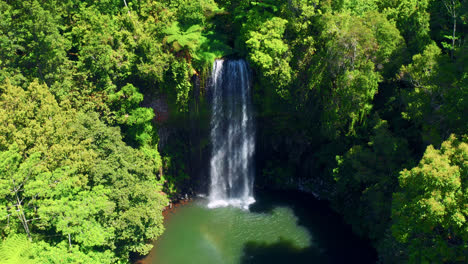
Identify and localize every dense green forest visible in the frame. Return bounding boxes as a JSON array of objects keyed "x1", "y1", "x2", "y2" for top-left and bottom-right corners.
[{"x1": 0, "y1": 0, "x2": 466, "y2": 263}]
